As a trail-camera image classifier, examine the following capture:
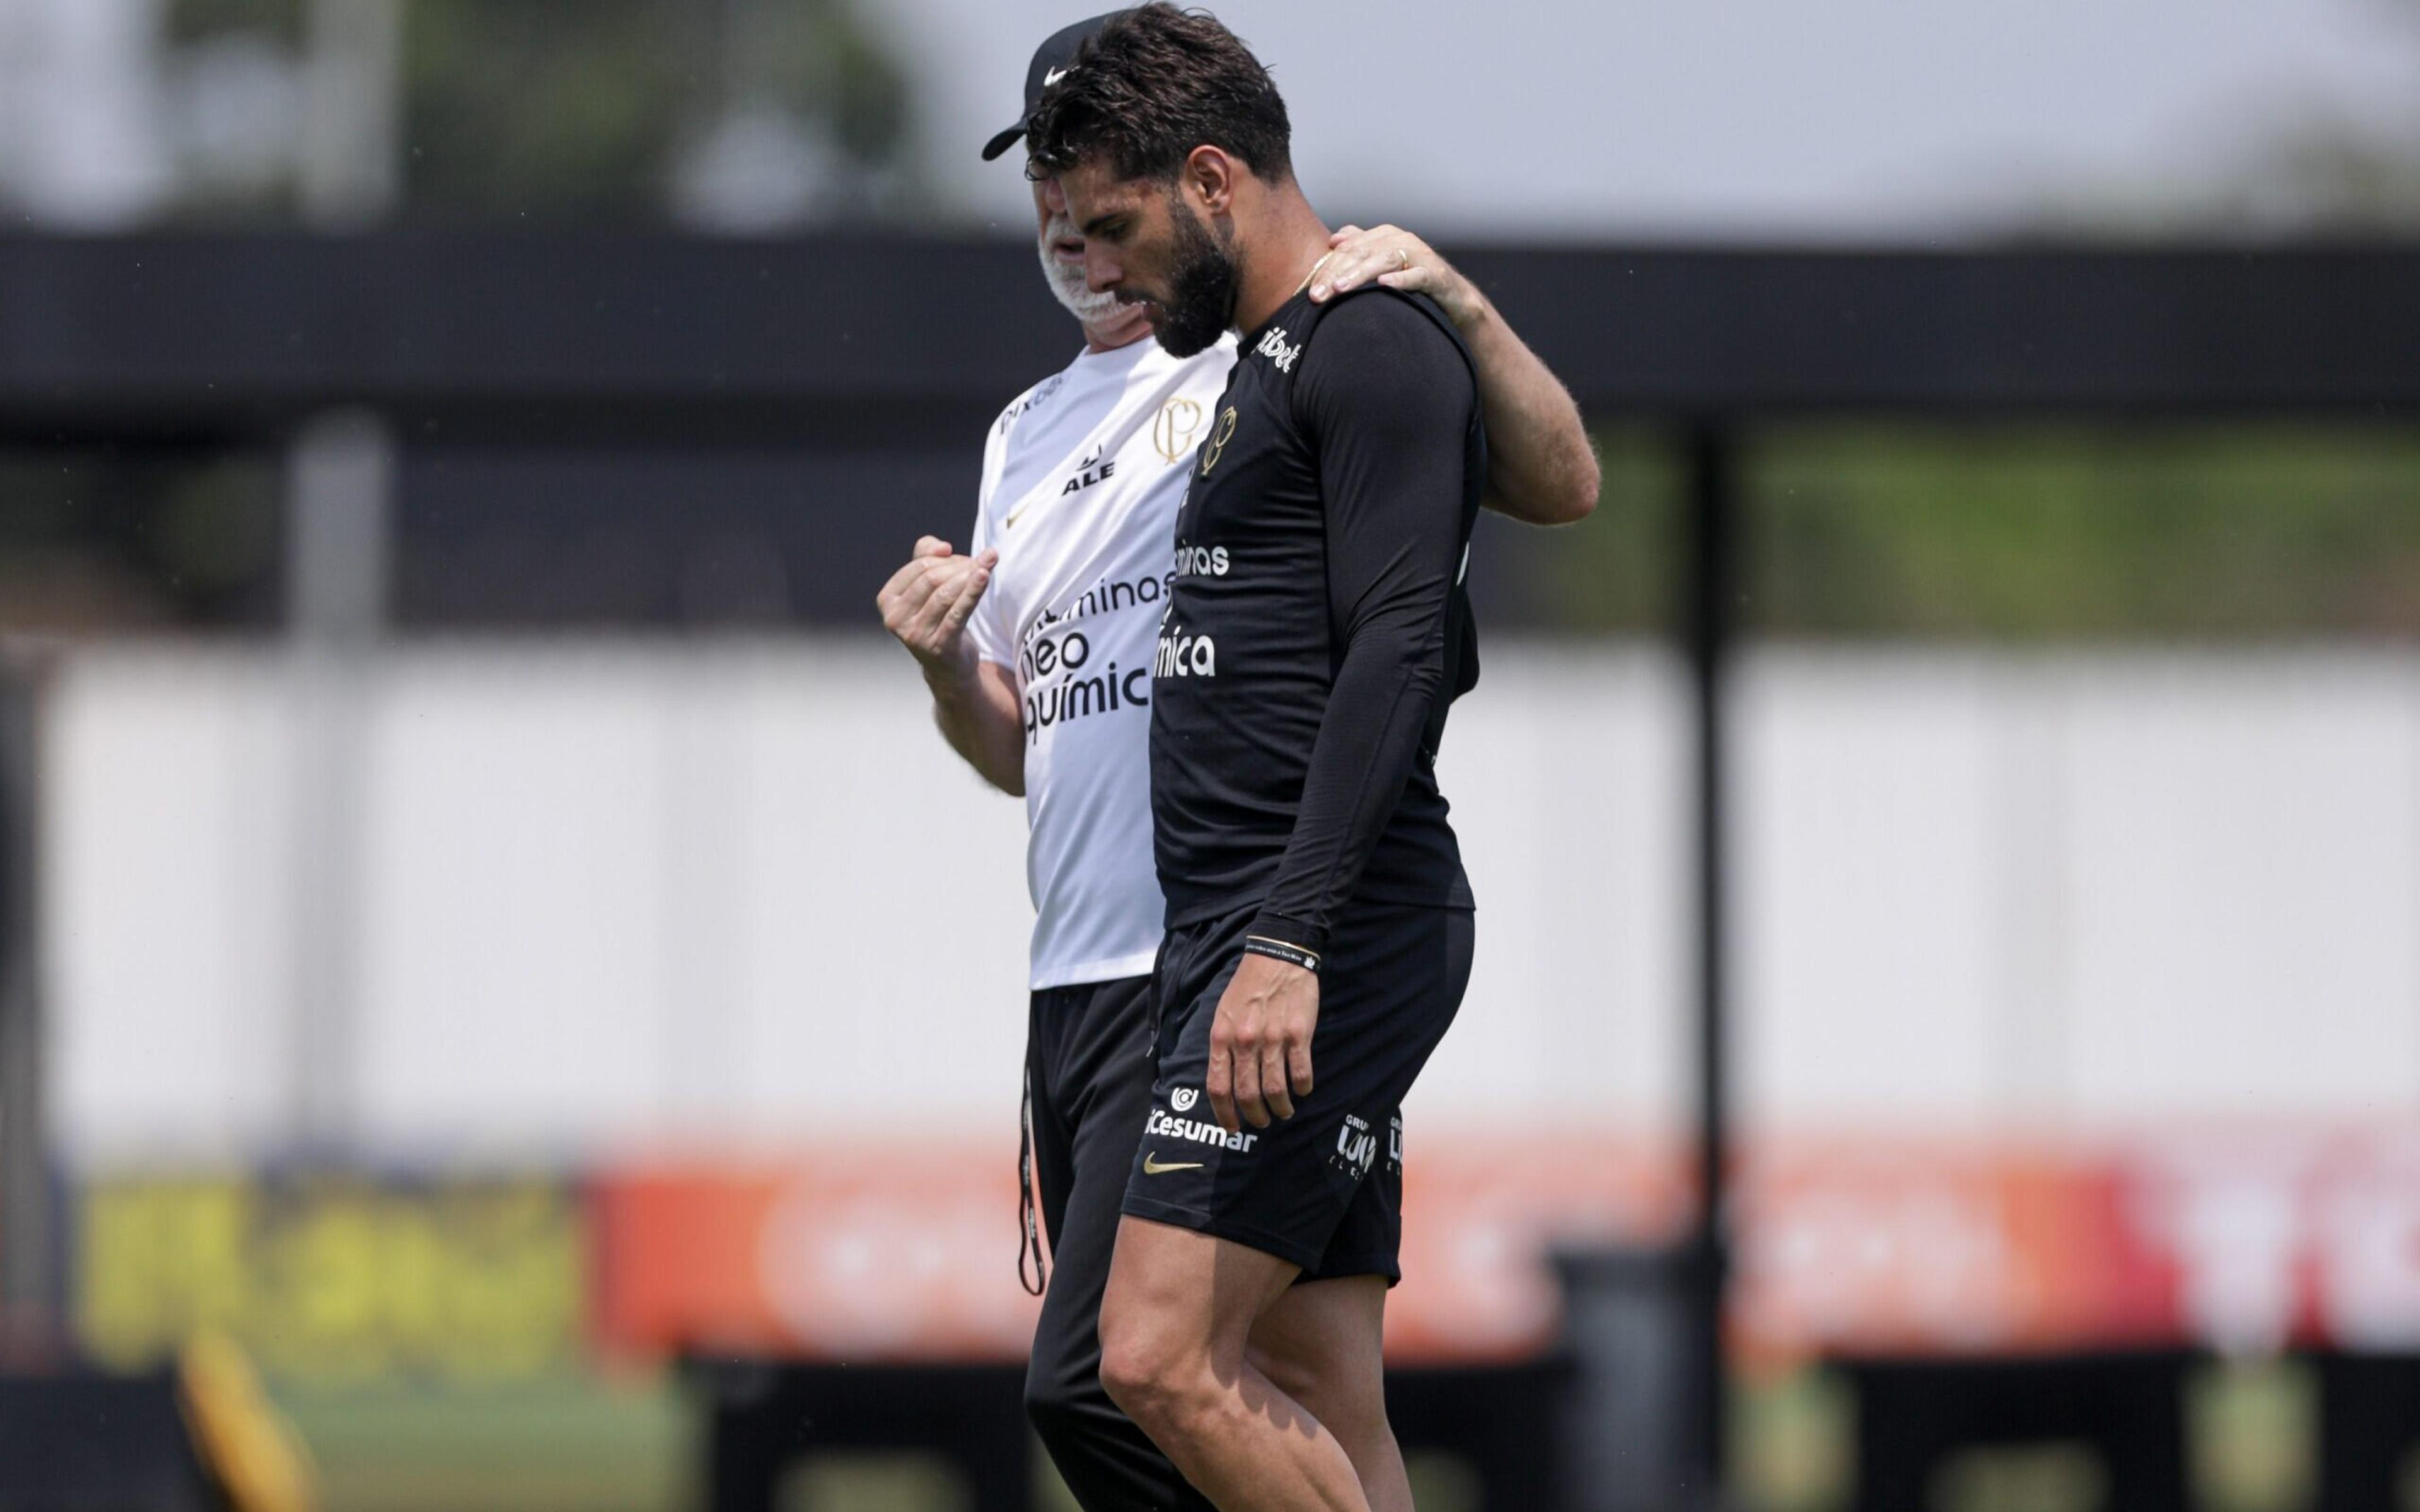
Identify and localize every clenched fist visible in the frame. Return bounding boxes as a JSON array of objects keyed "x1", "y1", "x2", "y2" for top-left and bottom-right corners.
[{"x1": 877, "y1": 536, "x2": 999, "y2": 680}]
